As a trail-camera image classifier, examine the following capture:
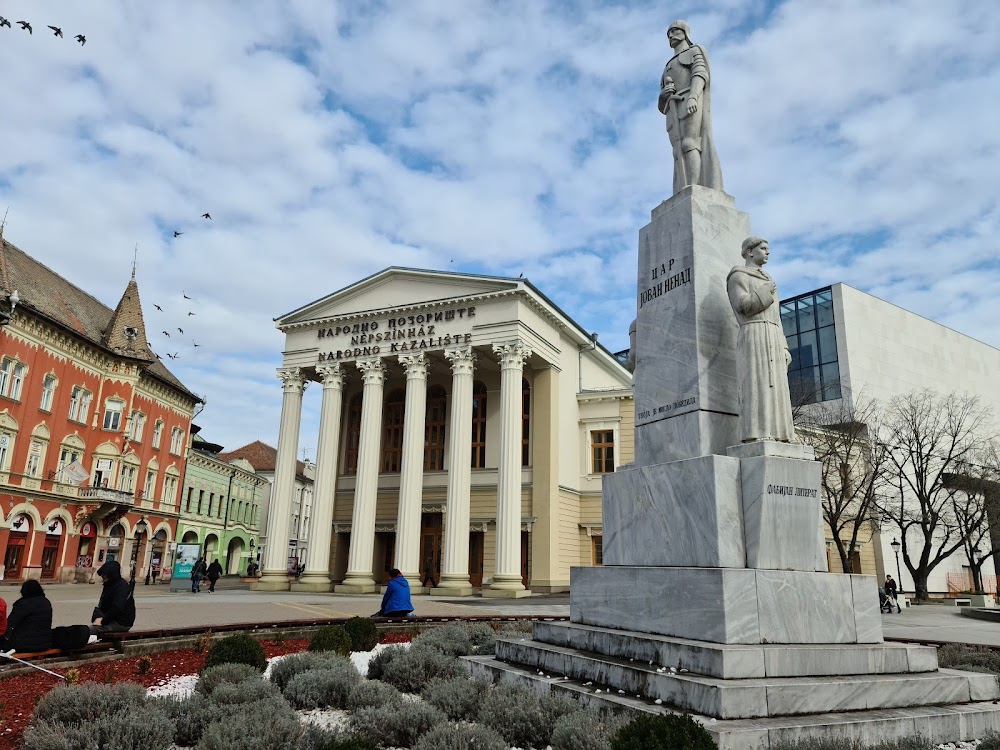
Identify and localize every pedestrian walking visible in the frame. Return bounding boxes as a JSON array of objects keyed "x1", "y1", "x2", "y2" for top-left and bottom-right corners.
[
  {"x1": 89, "y1": 561, "x2": 136, "y2": 639},
  {"x1": 422, "y1": 557, "x2": 435, "y2": 588},
  {"x1": 206, "y1": 559, "x2": 223, "y2": 593},
  {"x1": 191, "y1": 557, "x2": 207, "y2": 593},
  {"x1": 375, "y1": 568, "x2": 414, "y2": 618},
  {"x1": 0, "y1": 580, "x2": 53, "y2": 655},
  {"x1": 885, "y1": 575, "x2": 901, "y2": 613}
]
